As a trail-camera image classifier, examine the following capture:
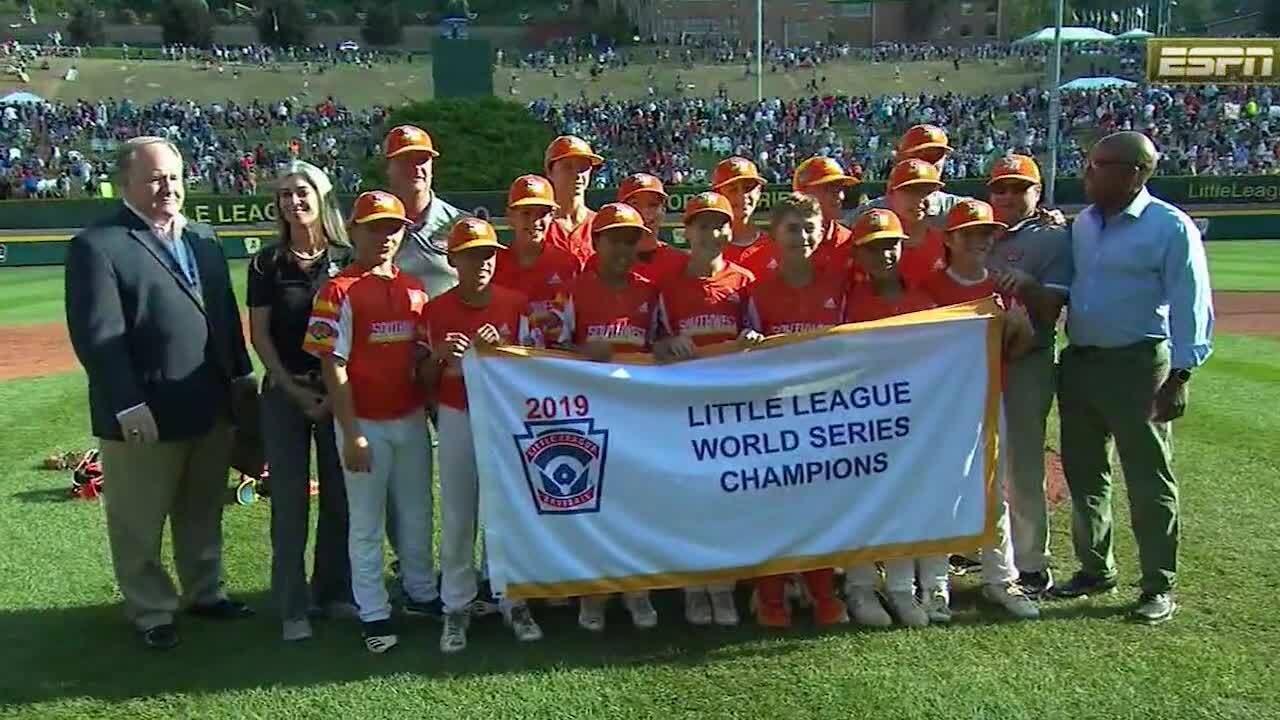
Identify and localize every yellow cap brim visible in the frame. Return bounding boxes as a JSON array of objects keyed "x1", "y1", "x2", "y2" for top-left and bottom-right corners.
[
  {"x1": 684, "y1": 207, "x2": 733, "y2": 223},
  {"x1": 594, "y1": 221, "x2": 651, "y2": 235},
  {"x1": 794, "y1": 175, "x2": 861, "y2": 191},
  {"x1": 619, "y1": 188, "x2": 668, "y2": 202},
  {"x1": 508, "y1": 197, "x2": 559, "y2": 209},
  {"x1": 890, "y1": 178, "x2": 945, "y2": 192},
  {"x1": 987, "y1": 174, "x2": 1041, "y2": 186},
  {"x1": 449, "y1": 238, "x2": 502, "y2": 253},
  {"x1": 385, "y1": 146, "x2": 440, "y2": 159},
  {"x1": 947, "y1": 220, "x2": 1007, "y2": 232},
  {"x1": 713, "y1": 175, "x2": 765, "y2": 191},
  {"x1": 853, "y1": 230, "x2": 908, "y2": 245},
  {"x1": 903, "y1": 142, "x2": 953, "y2": 156},
  {"x1": 354, "y1": 212, "x2": 411, "y2": 225},
  {"x1": 547, "y1": 152, "x2": 604, "y2": 170}
]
